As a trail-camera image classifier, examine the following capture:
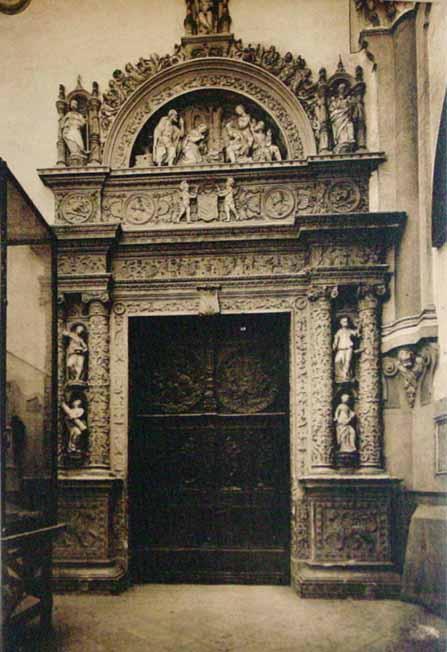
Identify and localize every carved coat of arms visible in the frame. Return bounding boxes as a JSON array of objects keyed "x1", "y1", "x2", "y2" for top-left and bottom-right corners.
[{"x1": 197, "y1": 184, "x2": 219, "y2": 222}]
